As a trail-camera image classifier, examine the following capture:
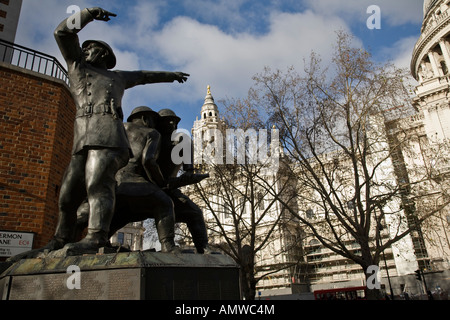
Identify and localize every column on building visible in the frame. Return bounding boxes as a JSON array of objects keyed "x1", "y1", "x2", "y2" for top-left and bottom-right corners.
[
  {"x1": 438, "y1": 38, "x2": 450, "y2": 74},
  {"x1": 428, "y1": 50, "x2": 441, "y2": 77}
]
